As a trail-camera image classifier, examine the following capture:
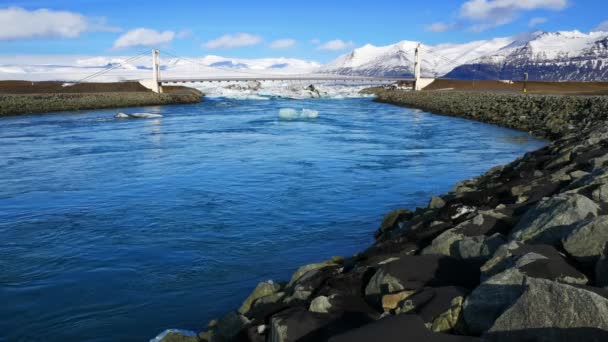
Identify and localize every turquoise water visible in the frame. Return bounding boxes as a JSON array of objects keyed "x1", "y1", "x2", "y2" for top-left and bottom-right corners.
[{"x1": 0, "y1": 98, "x2": 545, "y2": 341}]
